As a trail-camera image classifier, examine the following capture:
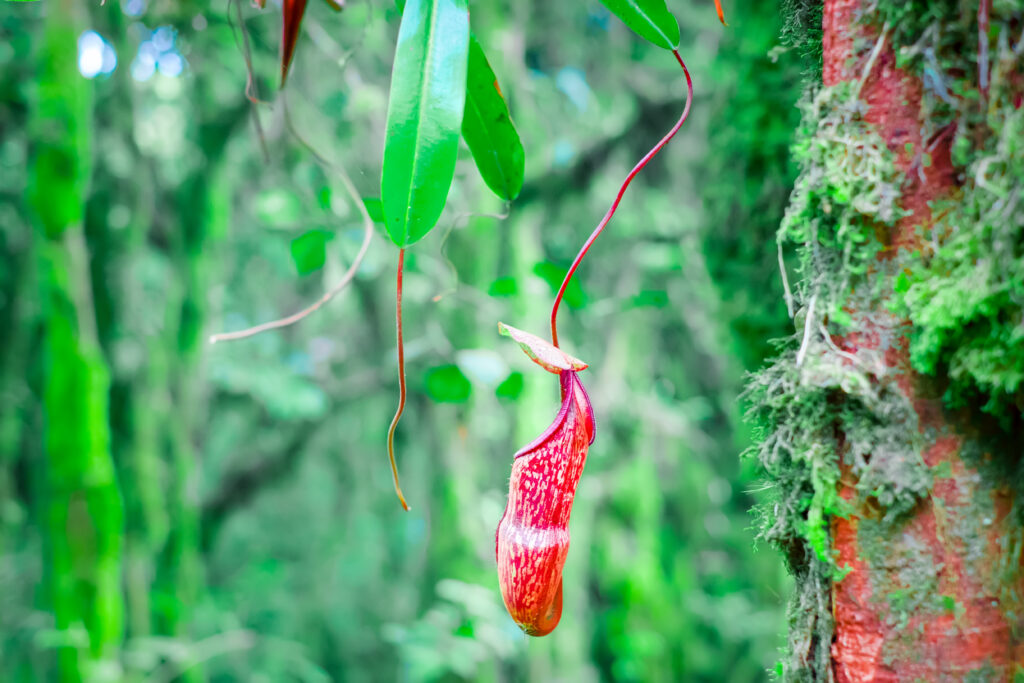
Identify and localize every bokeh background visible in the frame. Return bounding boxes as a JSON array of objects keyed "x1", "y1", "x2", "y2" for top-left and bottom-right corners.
[{"x1": 1, "y1": 0, "x2": 807, "y2": 680}]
